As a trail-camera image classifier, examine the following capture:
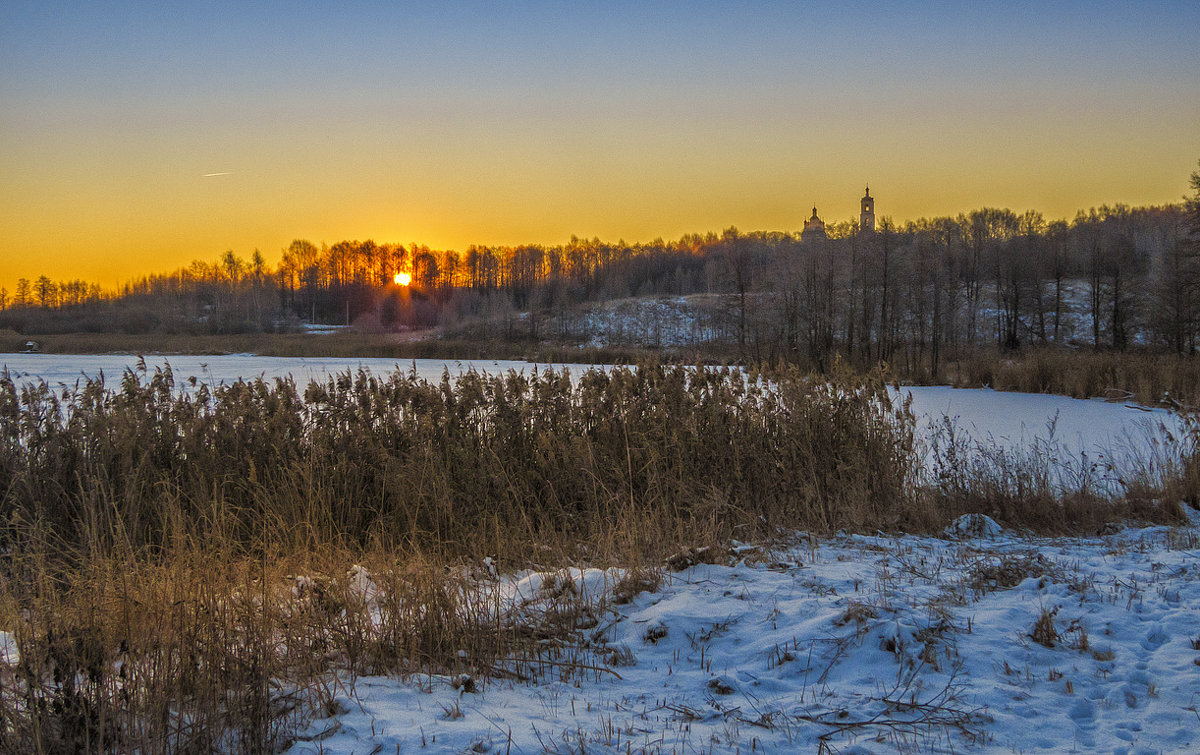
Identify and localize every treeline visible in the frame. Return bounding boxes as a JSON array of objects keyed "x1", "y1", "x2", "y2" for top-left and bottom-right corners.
[
  {"x1": 749, "y1": 201, "x2": 1199, "y2": 374},
  {"x1": 0, "y1": 275, "x2": 103, "y2": 310},
  {"x1": 3, "y1": 167, "x2": 1198, "y2": 367}
]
